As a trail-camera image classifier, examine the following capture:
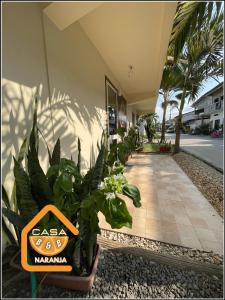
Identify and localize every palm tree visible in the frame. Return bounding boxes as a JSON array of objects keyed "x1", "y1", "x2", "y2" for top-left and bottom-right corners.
[
  {"x1": 142, "y1": 113, "x2": 159, "y2": 143},
  {"x1": 170, "y1": 1, "x2": 222, "y2": 59},
  {"x1": 159, "y1": 63, "x2": 182, "y2": 143},
  {"x1": 160, "y1": 99, "x2": 178, "y2": 142},
  {"x1": 171, "y1": 12, "x2": 223, "y2": 153}
]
